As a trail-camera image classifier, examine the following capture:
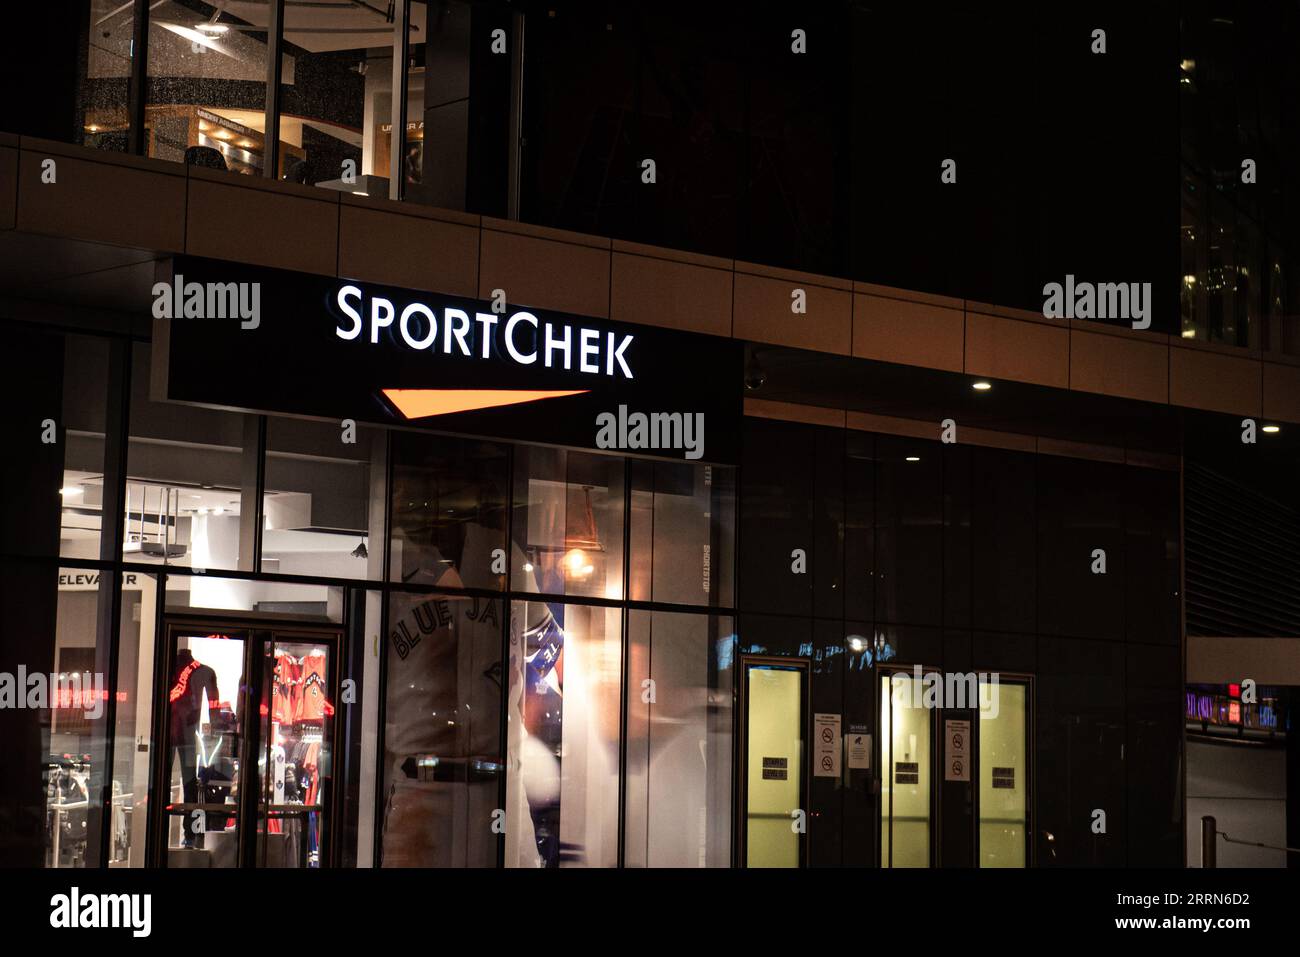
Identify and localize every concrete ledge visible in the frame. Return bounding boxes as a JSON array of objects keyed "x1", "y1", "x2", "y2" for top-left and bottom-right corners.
[
  {"x1": 733, "y1": 272, "x2": 851, "y2": 354},
  {"x1": 339, "y1": 204, "x2": 478, "y2": 297},
  {"x1": 478, "y1": 228, "x2": 611, "y2": 318},
  {"x1": 1169, "y1": 346, "x2": 1262, "y2": 417},
  {"x1": 854, "y1": 293, "x2": 963, "y2": 372},
  {"x1": 965, "y1": 310, "x2": 1069, "y2": 388},
  {"x1": 17, "y1": 150, "x2": 185, "y2": 251},
  {"x1": 610, "y1": 251, "x2": 732, "y2": 337},
  {"x1": 186, "y1": 177, "x2": 338, "y2": 276}
]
